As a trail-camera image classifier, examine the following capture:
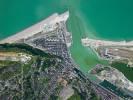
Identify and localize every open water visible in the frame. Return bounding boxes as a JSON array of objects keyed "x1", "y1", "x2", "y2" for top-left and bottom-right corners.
[{"x1": 0, "y1": 0, "x2": 133, "y2": 73}]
